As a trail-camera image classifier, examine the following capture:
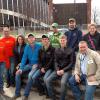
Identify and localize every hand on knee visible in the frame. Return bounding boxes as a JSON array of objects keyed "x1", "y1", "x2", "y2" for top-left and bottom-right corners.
[{"x1": 16, "y1": 69, "x2": 22, "y2": 75}]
